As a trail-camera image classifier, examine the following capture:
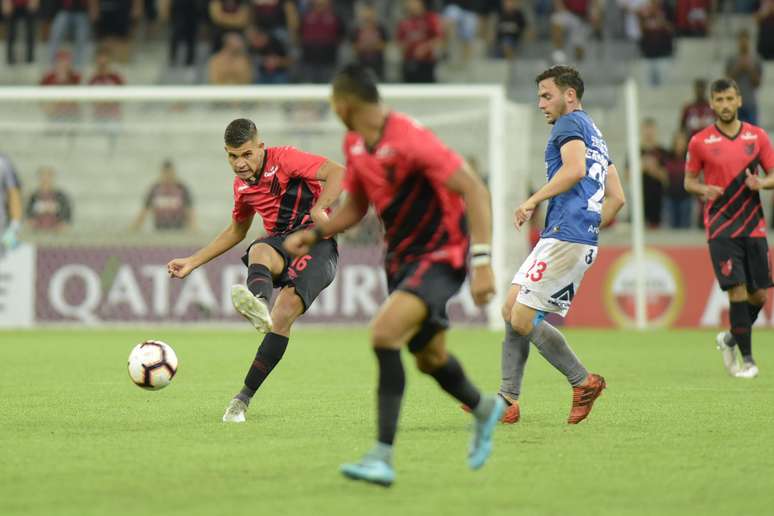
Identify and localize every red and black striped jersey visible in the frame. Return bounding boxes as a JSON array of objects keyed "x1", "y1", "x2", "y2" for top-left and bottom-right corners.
[
  {"x1": 342, "y1": 112, "x2": 468, "y2": 273},
  {"x1": 686, "y1": 122, "x2": 774, "y2": 240},
  {"x1": 232, "y1": 146, "x2": 326, "y2": 235}
]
